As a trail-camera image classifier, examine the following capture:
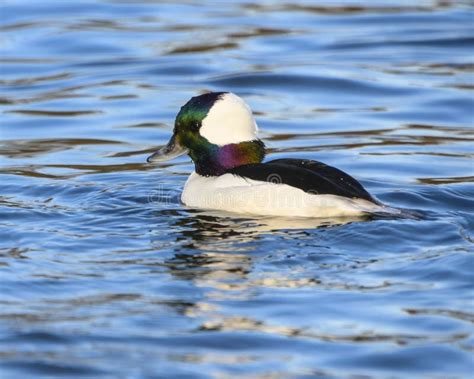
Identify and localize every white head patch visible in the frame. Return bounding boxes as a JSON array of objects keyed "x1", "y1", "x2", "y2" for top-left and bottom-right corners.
[{"x1": 199, "y1": 92, "x2": 258, "y2": 146}]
